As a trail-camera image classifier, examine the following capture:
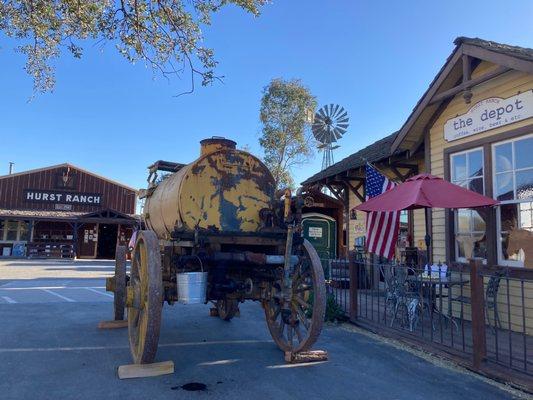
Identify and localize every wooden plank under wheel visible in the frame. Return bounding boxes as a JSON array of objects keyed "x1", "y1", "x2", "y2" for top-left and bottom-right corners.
[
  {"x1": 114, "y1": 245, "x2": 127, "y2": 321},
  {"x1": 127, "y1": 230, "x2": 162, "y2": 364},
  {"x1": 263, "y1": 239, "x2": 326, "y2": 353}
]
